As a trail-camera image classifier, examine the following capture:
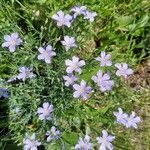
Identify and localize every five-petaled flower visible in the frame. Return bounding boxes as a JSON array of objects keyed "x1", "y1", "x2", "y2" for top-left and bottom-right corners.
[
  {"x1": 70, "y1": 6, "x2": 86, "y2": 18},
  {"x1": 96, "y1": 51, "x2": 112, "y2": 66},
  {"x1": 125, "y1": 112, "x2": 141, "y2": 128},
  {"x1": 61, "y1": 36, "x2": 77, "y2": 51},
  {"x1": 83, "y1": 10, "x2": 97, "y2": 22},
  {"x1": 23, "y1": 133, "x2": 41, "y2": 150},
  {"x1": 63, "y1": 74, "x2": 77, "y2": 87},
  {"x1": 38, "y1": 45, "x2": 56, "y2": 63},
  {"x1": 92, "y1": 70, "x2": 114, "y2": 92},
  {"x1": 46, "y1": 126, "x2": 60, "y2": 142},
  {"x1": 52, "y1": 10, "x2": 72, "y2": 27},
  {"x1": 113, "y1": 108, "x2": 128, "y2": 125},
  {"x1": 17, "y1": 67, "x2": 34, "y2": 81},
  {"x1": 37, "y1": 102, "x2": 53, "y2": 120},
  {"x1": 73, "y1": 80, "x2": 92, "y2": 100},
  {"x1": 2, "y1": 32, "x2": 22, "y2": 52},
  {"x1": 115, "y1": 63, "x2": 133, "y2": 78},
  {"x1": 75, "y1": 135, "x2": 93, "y2": 150},
  {"x1": 65, "y1": 56, "x2": 85, "y2": 74},
  {"x1": 96, "y1": 130, "x2": 115, "y2": 150}
]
